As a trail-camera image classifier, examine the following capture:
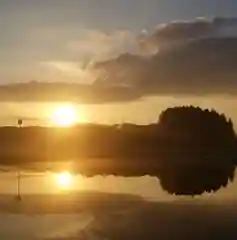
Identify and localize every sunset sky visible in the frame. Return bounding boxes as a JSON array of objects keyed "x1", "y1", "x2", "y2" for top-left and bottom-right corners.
[{"x1": 0, "y1": 0, "x2": 236, "y2": 126}]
